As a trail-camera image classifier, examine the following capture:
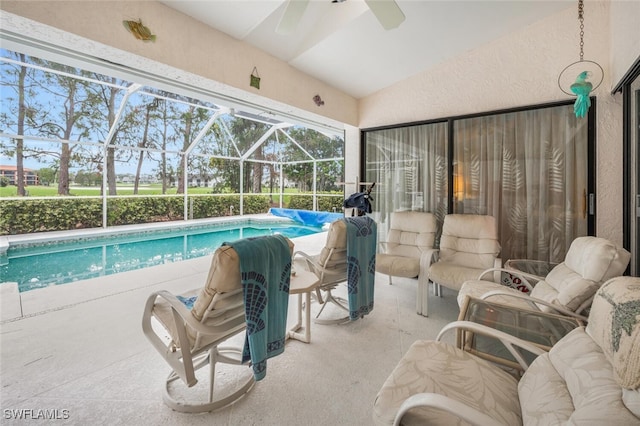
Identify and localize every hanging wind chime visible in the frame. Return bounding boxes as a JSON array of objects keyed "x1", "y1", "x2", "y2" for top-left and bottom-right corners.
[{"x1": 557, "y1": 0, "x2": 603, "y2": 118}]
